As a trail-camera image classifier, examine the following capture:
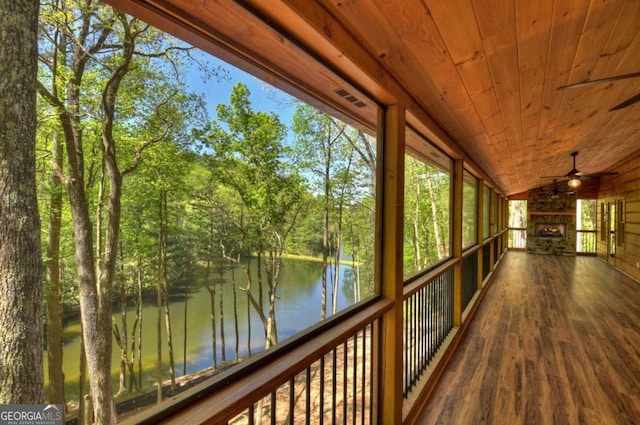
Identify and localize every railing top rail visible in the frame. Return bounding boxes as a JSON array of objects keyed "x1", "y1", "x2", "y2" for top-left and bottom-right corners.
[
  {"x1": 462, "y1": 244, "x2": 482, "y2": 259},
  {"x1": 403, "y1": 258, "x2": 457, "y2": 299}
]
